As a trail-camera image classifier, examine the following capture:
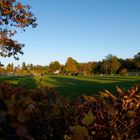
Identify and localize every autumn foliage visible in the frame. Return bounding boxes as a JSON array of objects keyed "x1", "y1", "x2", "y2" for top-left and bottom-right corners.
[
  {"x1": 0, "y1": 0, "x2": 37, "y2": 59},
  {"x1": 0, "y1": 83, "x2": 140, "y2": 140}
]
